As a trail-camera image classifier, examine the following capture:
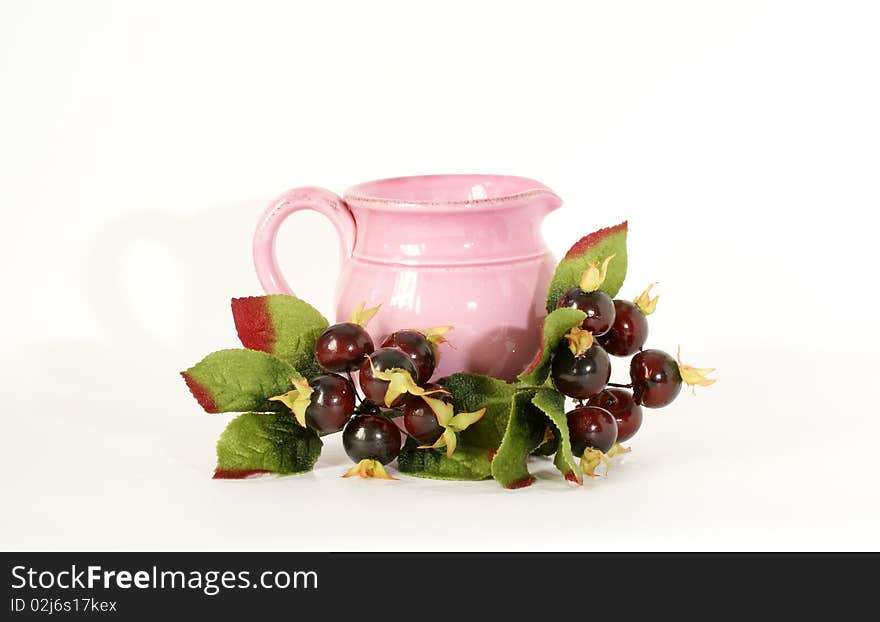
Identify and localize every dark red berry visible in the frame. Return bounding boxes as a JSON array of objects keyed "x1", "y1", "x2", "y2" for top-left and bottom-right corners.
[
  {"x1": 315, "y1": 322, "x2": 374, "y2": 372},
  {"x1": 358, "y1": 347, "x2": 418, "y2": 407},
  {"x1": 381, "y1": 330, "x2": 435, "y2": 383},
  {"x1": 342, "y1": 414, "x2": 401, "y2": 465},
  {"x1": 556, "y1": 287, "x2": 616, "y2": 336},
  {"x1": 630, "y1": 349, "x2": 682, "y2": 408},
  {"x1": 567, "y1": 405, "x2": 618, "y2": 455},
  {"x1": 587, "y1": 388, "x2": 643, "y2": 443},
  {"x1": 550, "y1": 341, "x2": 611, "y2": 399},
  {"x1": 599, "y1": 300, "x2": 649, "y2": 357},
  {"x1": 304, "y1": 373, "x2": 356, "y2": 434},
  {"x1": 402, "y1": 384, "x2": 450, "y2": 444}
]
